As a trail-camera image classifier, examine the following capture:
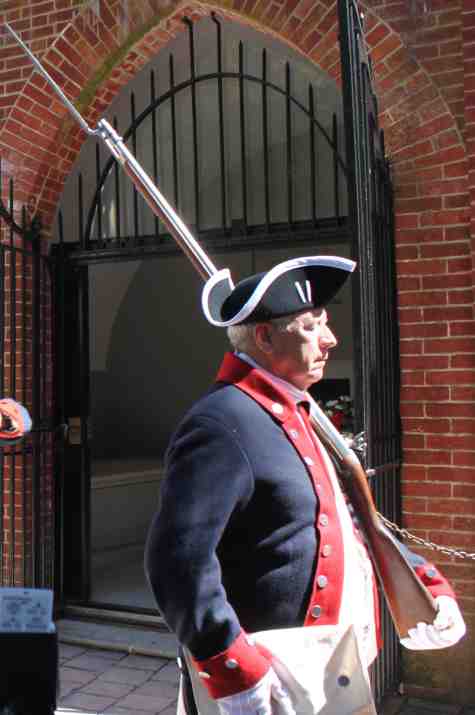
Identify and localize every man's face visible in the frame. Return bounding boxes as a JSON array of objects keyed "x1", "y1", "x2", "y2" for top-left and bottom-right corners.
[{"x1": 264, "y1": 309, "x2": 338, "y2": 391}]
